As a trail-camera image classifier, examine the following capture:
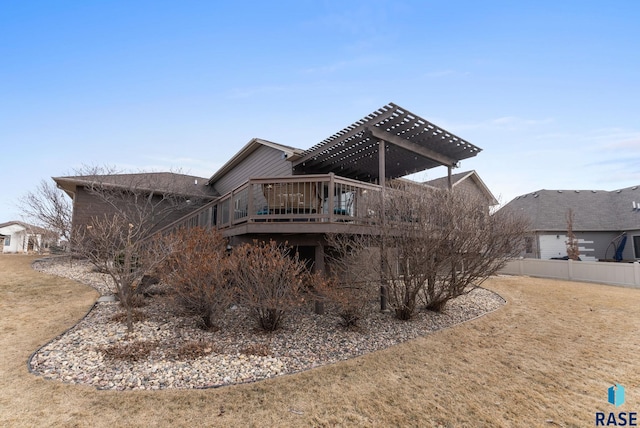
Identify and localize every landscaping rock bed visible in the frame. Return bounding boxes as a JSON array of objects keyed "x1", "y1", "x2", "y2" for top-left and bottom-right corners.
[{"x1": 30, "y1": 257, "x2": 505, "y2": 391}]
